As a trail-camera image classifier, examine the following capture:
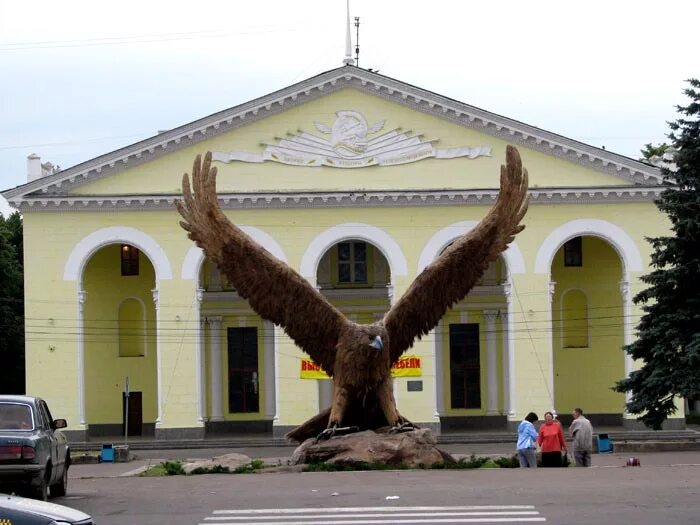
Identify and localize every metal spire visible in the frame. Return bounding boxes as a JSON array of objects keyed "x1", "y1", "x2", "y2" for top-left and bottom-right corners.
[{"x1": 342, "y1": 0, "x2": 355, "y2": 66}]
